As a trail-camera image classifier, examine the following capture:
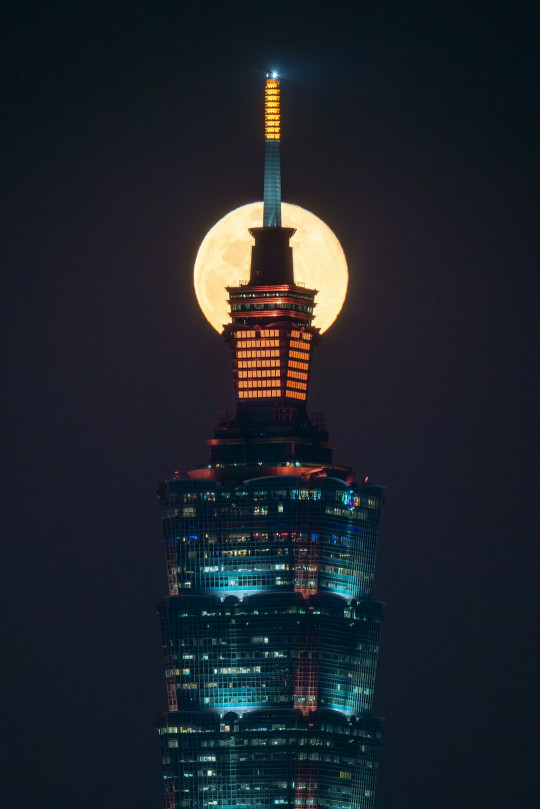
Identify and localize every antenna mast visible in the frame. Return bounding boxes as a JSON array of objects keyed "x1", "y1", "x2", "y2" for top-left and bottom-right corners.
[{"x1": 263, "y1": 74, "x2": 282, "y2": 227}]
